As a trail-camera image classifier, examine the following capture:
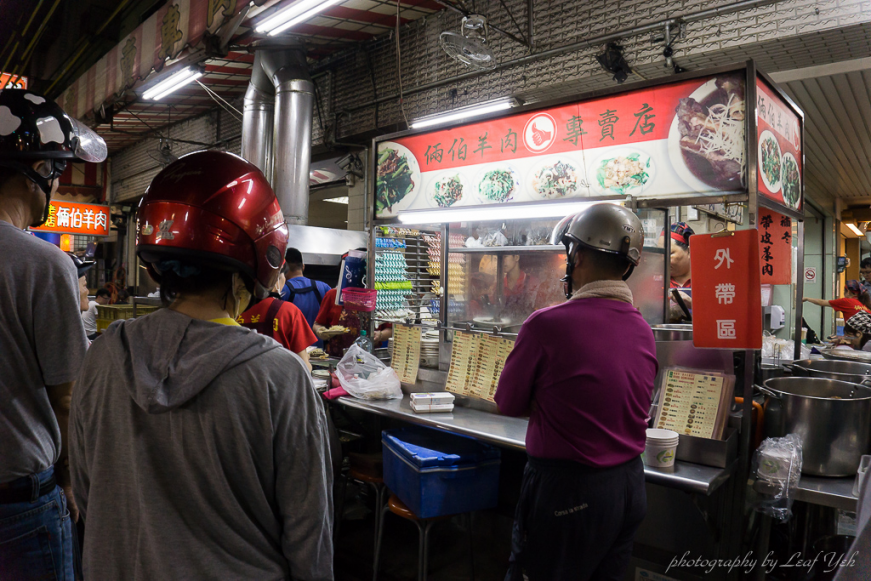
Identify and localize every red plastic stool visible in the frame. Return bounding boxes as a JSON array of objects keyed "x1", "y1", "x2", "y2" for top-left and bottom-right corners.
[{"x1": 372, "y1": 494, "x2": 474, "y2": 581}]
